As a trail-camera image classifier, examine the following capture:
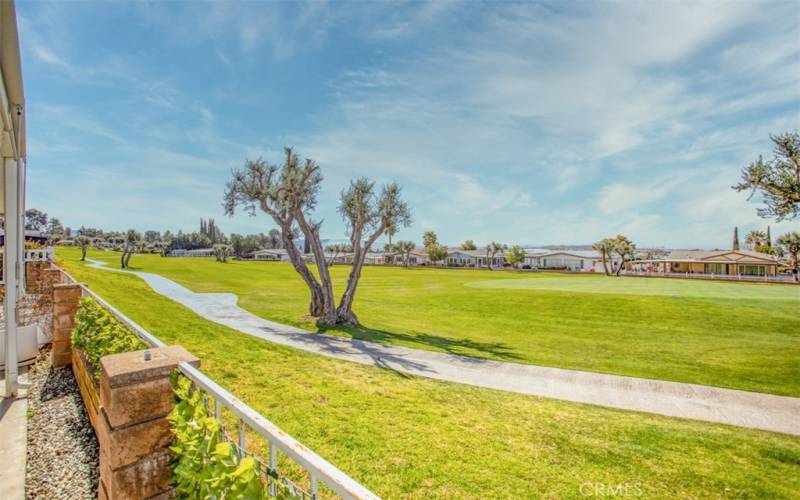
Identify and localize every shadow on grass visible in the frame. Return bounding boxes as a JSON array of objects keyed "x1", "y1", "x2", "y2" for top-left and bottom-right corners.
[{"x1": 321, "y1": 323, "x2": 524, "y2": 363}]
